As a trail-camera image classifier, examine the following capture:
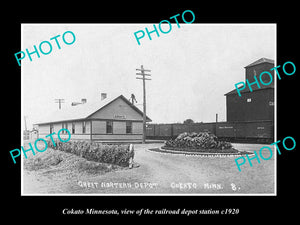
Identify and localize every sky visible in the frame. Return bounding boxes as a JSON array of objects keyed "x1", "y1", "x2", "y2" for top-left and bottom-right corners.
[{"x1": 22, "y1": 23, "x2": 276, "y2": 130}]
